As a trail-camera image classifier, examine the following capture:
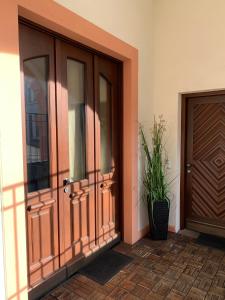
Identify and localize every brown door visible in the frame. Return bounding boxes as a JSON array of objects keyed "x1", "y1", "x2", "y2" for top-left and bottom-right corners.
[
  {"x1": 56, "y1": 40, "x2": 97, "y2": 265},
  {"x1": 20, "y1": 23, "x2": 121, "y2": 289},
  {"x1": 94, "y1": 56, "x2": 120, "y2": 246},
  {"x1": 19, "y1": 24, "x2": 59, "y2": 287},
  {"x1": 185, "y1": 93, "x2": 225, "y2": 236}
]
